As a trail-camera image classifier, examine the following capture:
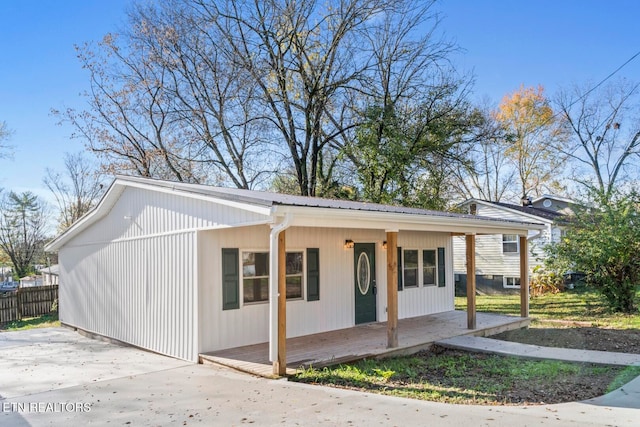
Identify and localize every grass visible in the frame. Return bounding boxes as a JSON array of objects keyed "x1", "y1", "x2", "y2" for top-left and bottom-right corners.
[
  {"x1": 454, "y1": 286, "x2": 640, "y2": 329},
  {"x1": 292, "y1": 287, "x2": 640, "y2": 405},
  {"x1": 0, "y1": 312, "x2": 60, "y2": 331},
  {"x1": 292, "y1": 351, "x2": 640, "y2": 405}
]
